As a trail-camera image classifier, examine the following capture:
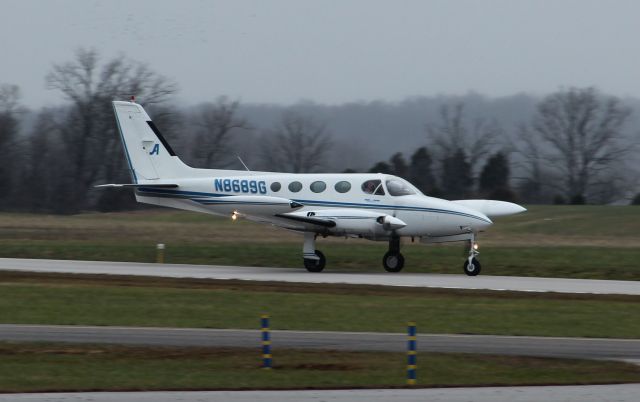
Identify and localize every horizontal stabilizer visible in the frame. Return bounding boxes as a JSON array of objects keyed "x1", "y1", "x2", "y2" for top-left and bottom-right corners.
[{"x1": 95, "y1": 183, "x2": 179, "y2": 188}]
